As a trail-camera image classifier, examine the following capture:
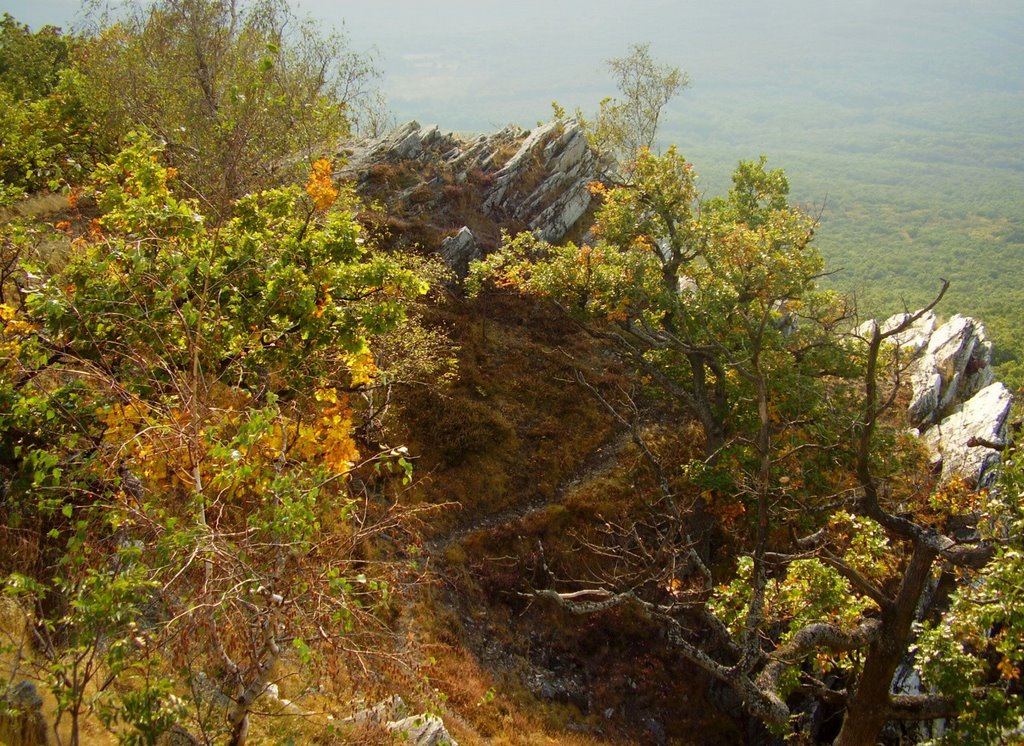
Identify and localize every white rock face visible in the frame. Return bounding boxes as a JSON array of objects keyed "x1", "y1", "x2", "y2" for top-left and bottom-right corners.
[
  {"x1": 892, "y1": 313, "x2": 995, "y2": 428},
  {"x1": 481, "y1": 120, "x2": 602, "y2": 242},
  {"x1": 907, "y1": 364, "x2": 943, "y2": 426},
  {"x1": 439, "y1": 226, "x2": 480, "y2": 279},
  {"x1": 344, "y1": 695, "x2": 459, "y2": 746},
  {"x1": 888, "y1": 310, "x2": 937, "y2": 354},
  {"x1": 340, "y1": 120, "x2": 603, "y2": 248},
  {"x1": 921, "y1": 382, "x2": 1012, "y2": 484},
  {"x1": 387, "y1": 714, "x2": 459, "y2": 746},
  {"x1": 874, "y1": 310, "x2": 1011, "y2": 486}
]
